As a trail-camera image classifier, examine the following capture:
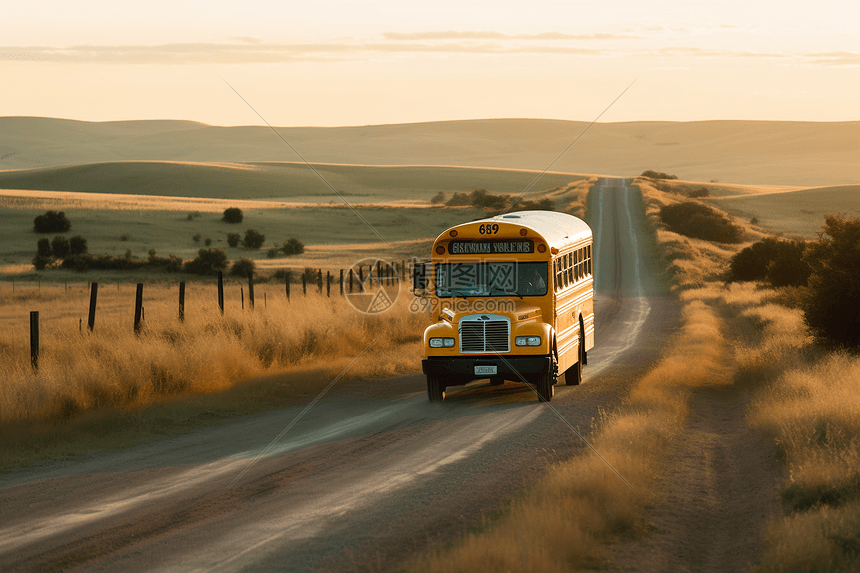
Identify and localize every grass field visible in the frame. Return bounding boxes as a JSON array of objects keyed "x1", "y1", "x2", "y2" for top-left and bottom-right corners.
[
  {"x1": 0, "y1": 280, "x2": 427, "y2": 469},
  {"x1": 707, "y1": 184, "x2": 860, "y2": 238},
  {"x1": 0, "y1": 162, "x2": 589, "y2": 275},
  {"x1": 640, "y1": 177, "x2": 860, "y2": 239}
]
